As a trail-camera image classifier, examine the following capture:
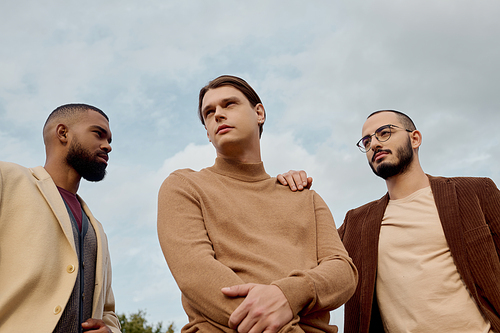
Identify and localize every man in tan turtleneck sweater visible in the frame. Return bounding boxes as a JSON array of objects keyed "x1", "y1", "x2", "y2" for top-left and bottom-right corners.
[{"x1": 157, "y1": 75, "x2": 357, "y2": 333}]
